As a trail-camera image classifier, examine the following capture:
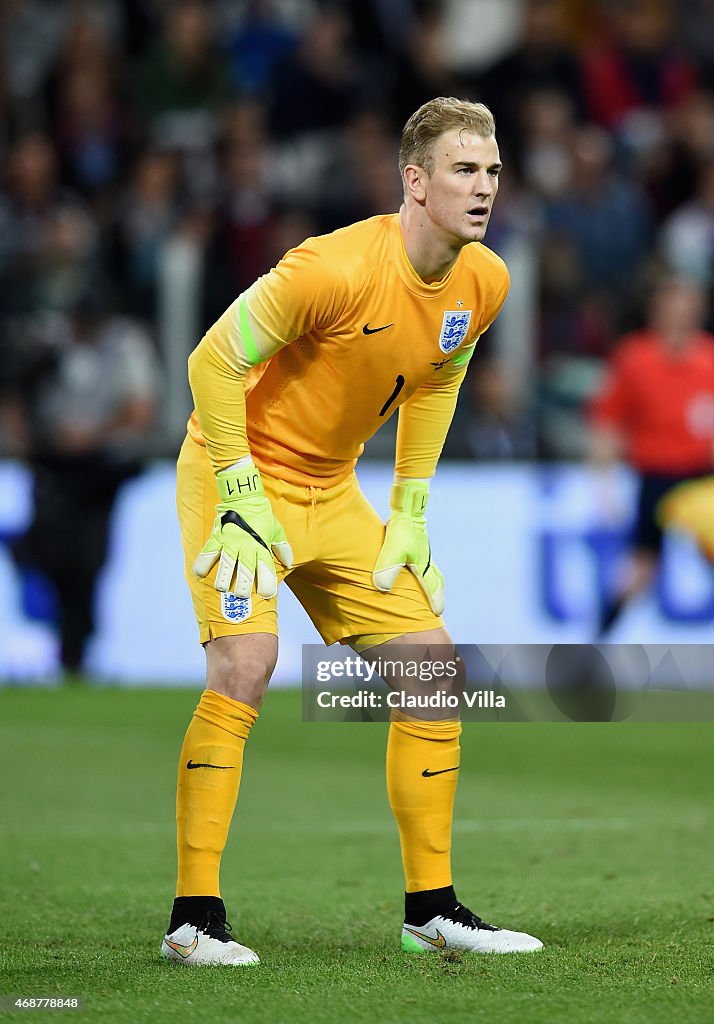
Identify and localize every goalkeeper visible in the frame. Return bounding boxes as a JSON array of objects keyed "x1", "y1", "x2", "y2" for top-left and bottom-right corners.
[{"x1": 162, "y1": 97, "x2": 543, "y2": 966}]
